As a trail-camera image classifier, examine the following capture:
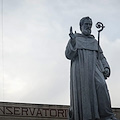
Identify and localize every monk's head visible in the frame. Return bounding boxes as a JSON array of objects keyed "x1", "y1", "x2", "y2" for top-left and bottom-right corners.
[{"x1": 79, "y1": 16, "x2": 92, "y2": 36}]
